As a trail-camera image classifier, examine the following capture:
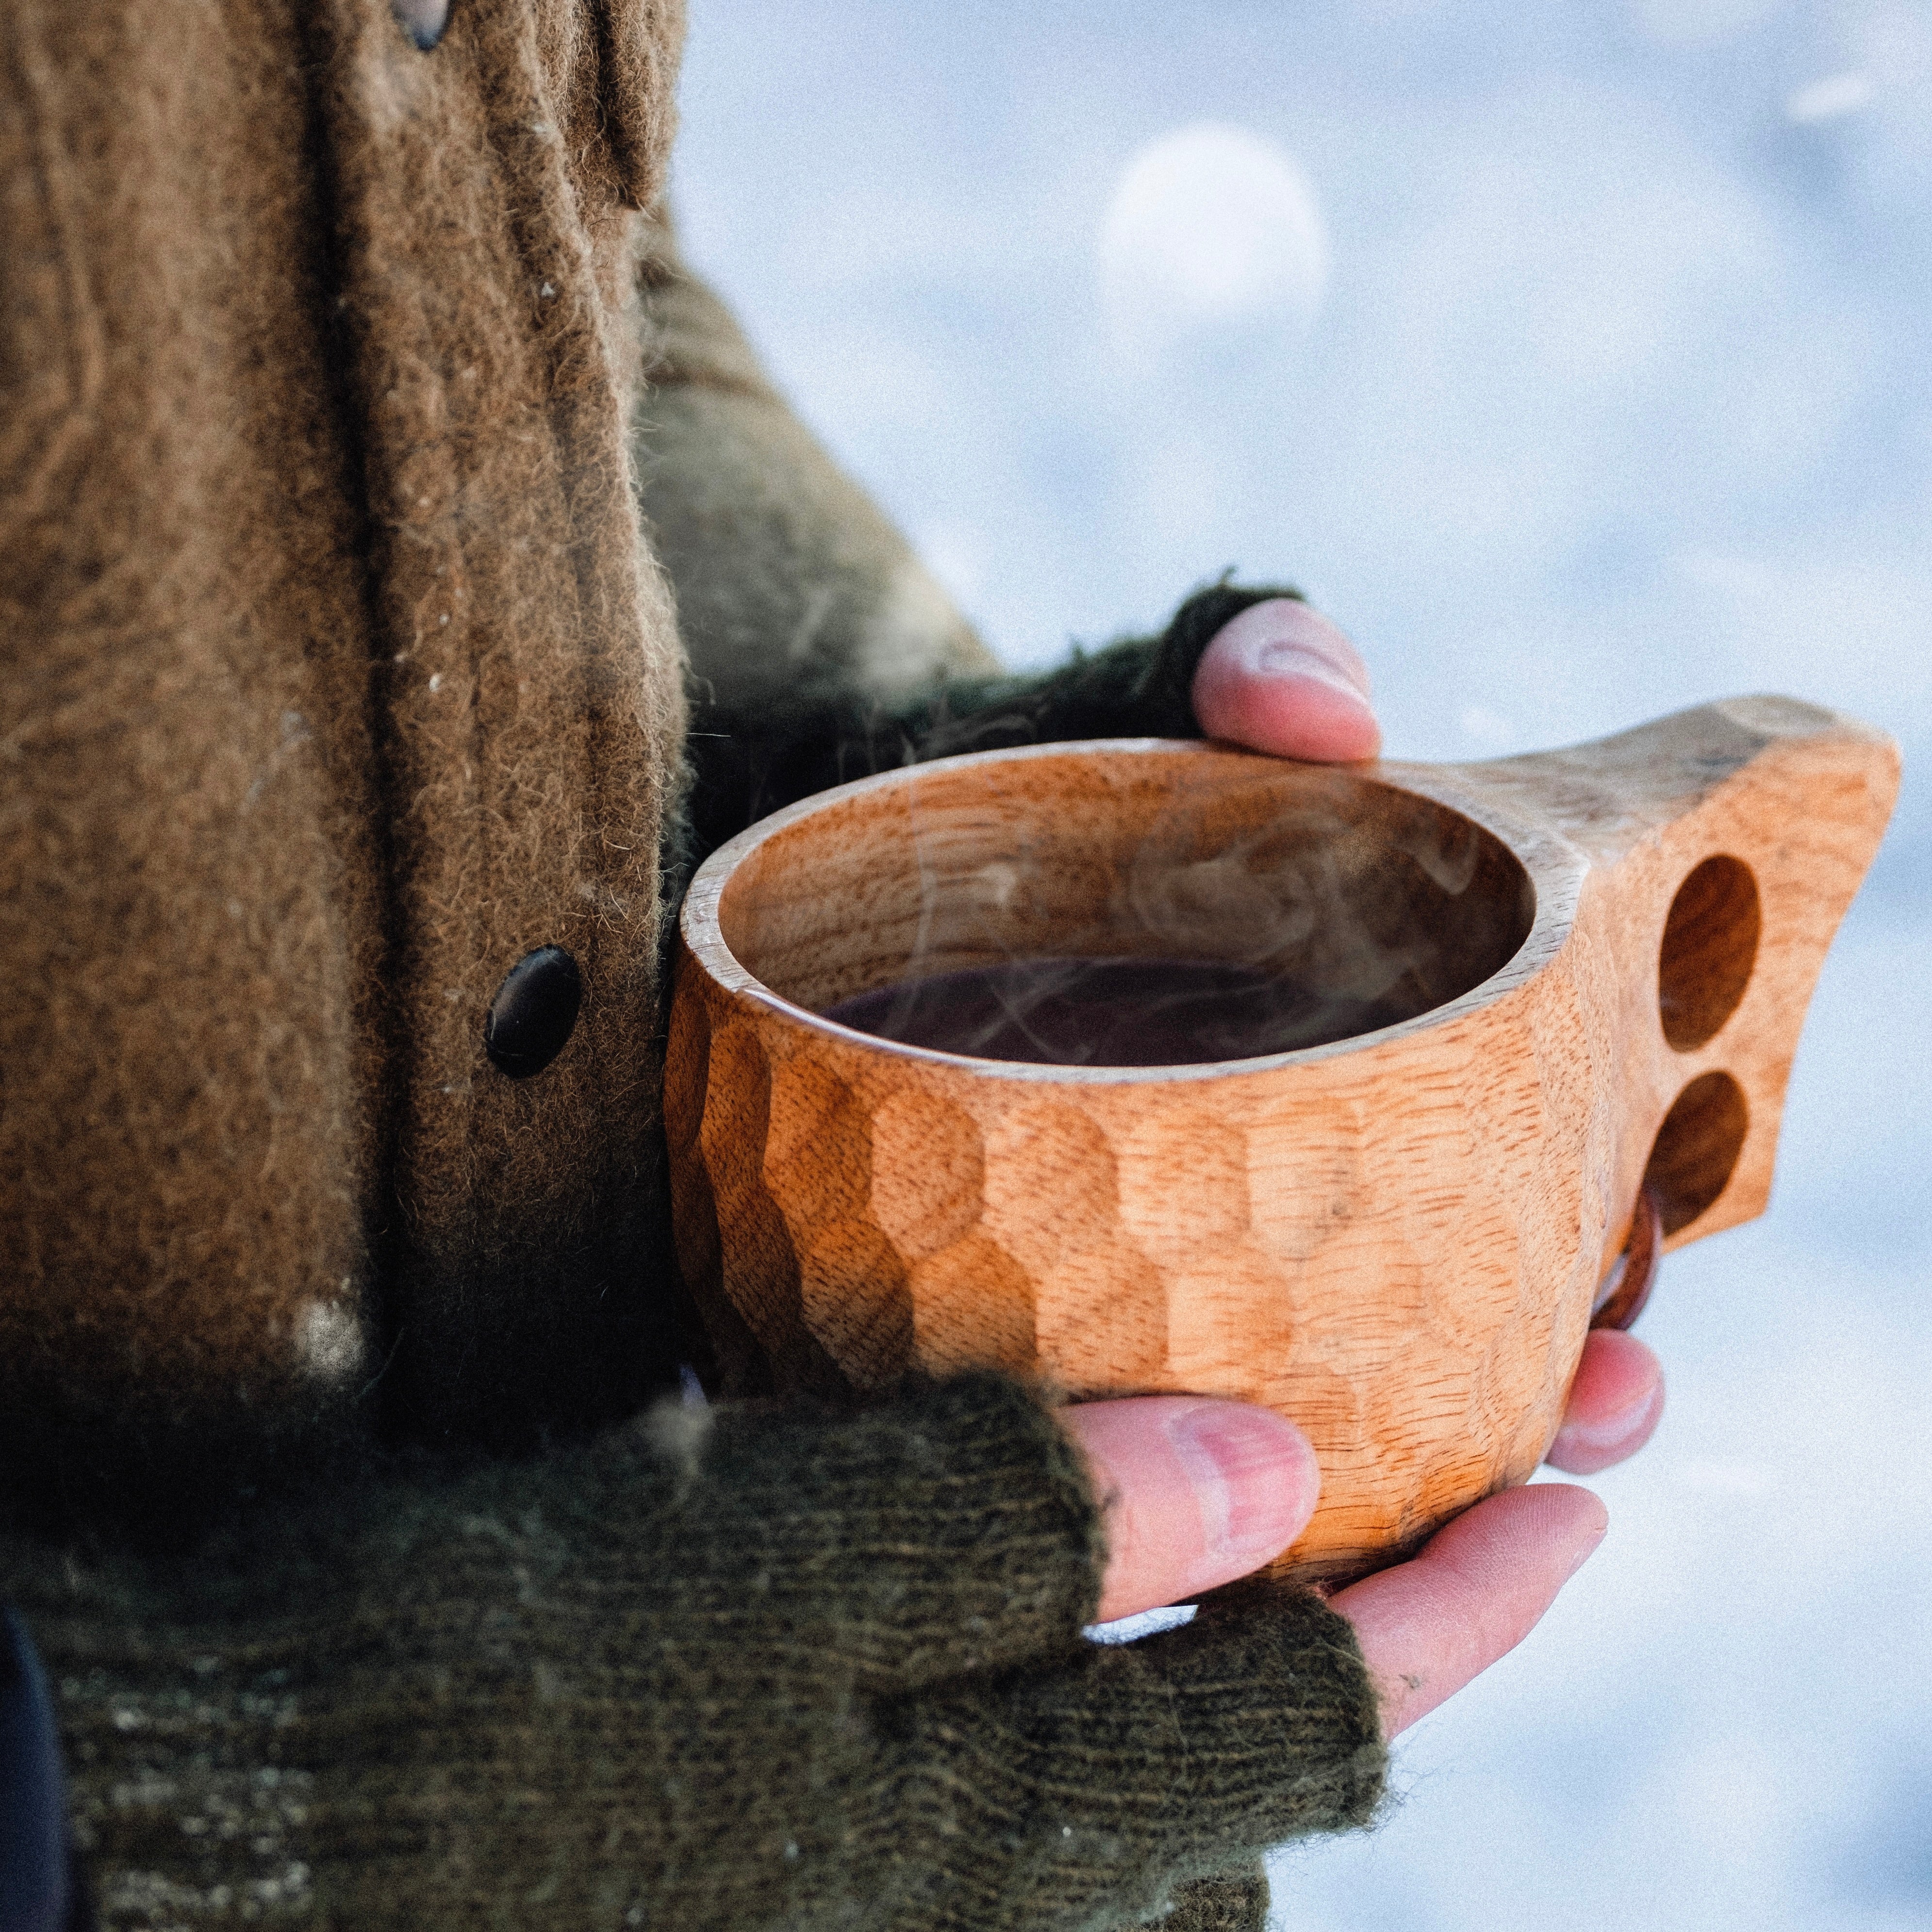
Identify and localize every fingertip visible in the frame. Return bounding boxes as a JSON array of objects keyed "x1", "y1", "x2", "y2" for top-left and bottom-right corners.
[
  {"x1": 1333, "y1": 1483, "x2": 1608, "y2": 1736},
  {"x1": 1546, "y1": 1332, "x2": 1667, "y2": 1475},
  {"x1": 1577, "y1": 1329, "x2": 1664, "y2": 1404},
  {"x1": 1191, "y1": 601, "x2": 1382, "y2": 763},
  {"x1": 1420, "y1": 1480, "x2": 1607, "y2": 1584},
  {"x1": 1168, "y1": 1400, "x2": 1322, "y2": 1581},
  {"x1": 1545, "y1": 1386, "x2": 1665, "y2": 1475},
  {"x1": 1196, "y1": 662, "x2": 1383, "y2": 761},
  {"x1": 1531, "y1": 1482, "x2": 1611, "y2": 1589},
  {"x1": 1066, "y1": 1397, "x2": 1320, "y2": 1623},
  {"x1": 1536, "y1": 1480, "x2": 1611, "y2": 1562}
]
